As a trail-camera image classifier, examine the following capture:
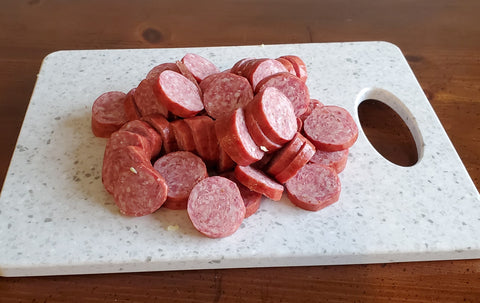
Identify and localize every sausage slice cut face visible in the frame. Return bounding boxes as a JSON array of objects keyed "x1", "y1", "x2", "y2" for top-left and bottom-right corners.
[
  {"x1": 91, "y1": 91, "x2": 128, "y2": 138},
  {"x1": 111, "y1": 146, "x2": 168, "y2": 216},
  {"x1": 303, "y1": 105, "x2": 358, "y2": 151},
  {"x1": 285, "y1": 163, "x2": 341, "y2": 211},
  {"x1": 153, "y1": 151, "x2": 208, "y2": 210},
  {"x1": 154, "y1": 70, "x2": 204, "y2": 118},
  {"x1": 247, "y1": 87, "x2": 297, "y2": 145},
  {"x1": 187, "y1": 176, "x2": 246, "y2": 238}
]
